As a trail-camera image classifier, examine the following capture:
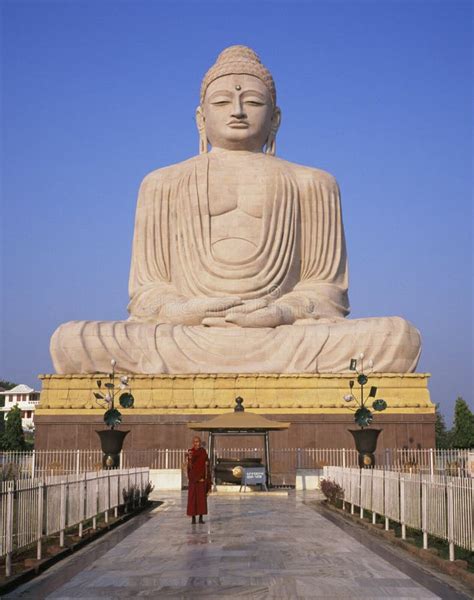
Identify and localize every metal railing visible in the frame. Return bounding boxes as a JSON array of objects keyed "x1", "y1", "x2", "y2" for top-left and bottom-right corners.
[
  {"x1": 377, "y1": 448, "x2": 472, "y2": 477},
  {"x1": 1, "y1": 448, "x2": 472, "y2": 484},
  {"x1": 323, "y1": 466, "x2": 474, "y2": 560},
  {"x1": 1, "y1": 450, "x2": 104, "y2": 479},
  {"x1": 0, "y1": 467, "x2": 150, "y2": 577},
  {"x1": 121, "y1": 449, "x2": 188, "y2": 470}
]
